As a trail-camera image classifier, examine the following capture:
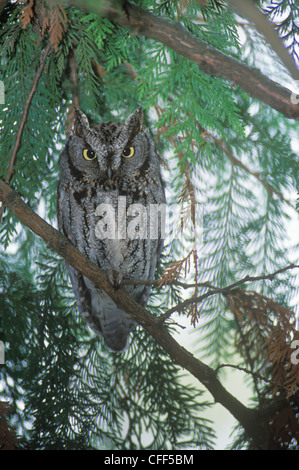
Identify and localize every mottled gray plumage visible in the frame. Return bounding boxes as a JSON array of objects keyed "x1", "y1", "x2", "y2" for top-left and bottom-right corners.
[{"x1": 57, "y1": 108, "x2": 165, "y2": 351}]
